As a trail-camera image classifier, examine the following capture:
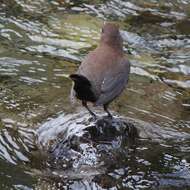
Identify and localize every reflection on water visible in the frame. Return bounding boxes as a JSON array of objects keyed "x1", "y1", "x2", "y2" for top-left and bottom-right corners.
[{"x1": 0, "y1": 0, "x2": 190, "y2": 189}]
